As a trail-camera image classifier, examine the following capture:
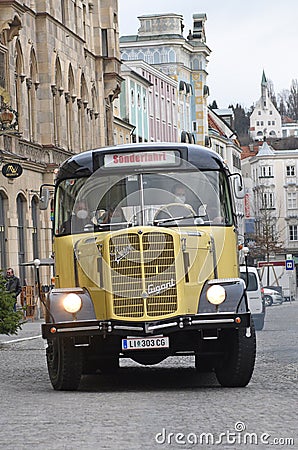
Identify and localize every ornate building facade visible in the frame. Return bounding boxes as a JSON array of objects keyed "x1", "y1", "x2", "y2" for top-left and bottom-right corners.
[{"x1": 0, "y1": 0, "x2": 121, "y2": 284}]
